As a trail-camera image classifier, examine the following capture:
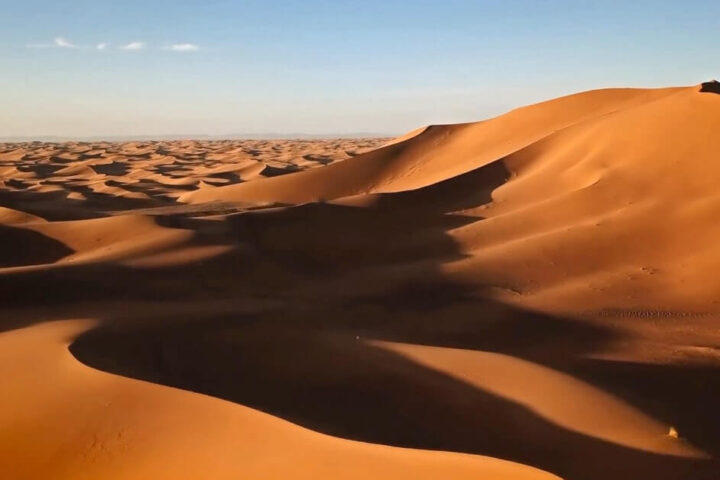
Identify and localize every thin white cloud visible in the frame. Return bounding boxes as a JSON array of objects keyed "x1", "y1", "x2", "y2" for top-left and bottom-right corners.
[
  {"x1": 27, "y1": 38, "x2": 189, "y2": 53},
  {"x1": 119, "y1": 41, "x2": 145, "y2": 51},
  {"x1": 164, "y1": 43, "x2": 200, "y2": 52},
  {"x1": 54, "y1": 37, "x2": 76, "y2": 48},
  {"x1": 26, "y1": 37, "x2": 77, "y2": 49}
]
